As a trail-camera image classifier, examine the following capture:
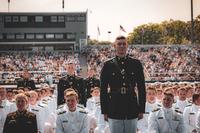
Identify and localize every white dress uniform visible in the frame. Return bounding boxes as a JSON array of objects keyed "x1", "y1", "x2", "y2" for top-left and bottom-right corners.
[
  {"x1": 196, "y1": 110, "x2": 200, "y2": 132},
  {"x1": 0, "y1": 99, "x2": 16, "y2": 133},
  {"x1": 29, "y1": 104, "x2": 46, "y2": 133},
  {"x1": 137, "y1": 101, "x2": 161, "y2": 133},
  {"x1": 56, "y1": 109, "x2": 89, "y2": 133},
  {"x1": 148, "y1": 107, "x2": 186, "y2": 133},
  {"x1": 173, "y1": 99, "x2": 190, "y2": 113},
  {"x1": 183, "y1": 104, "x2": 199, "y2": 133}
]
